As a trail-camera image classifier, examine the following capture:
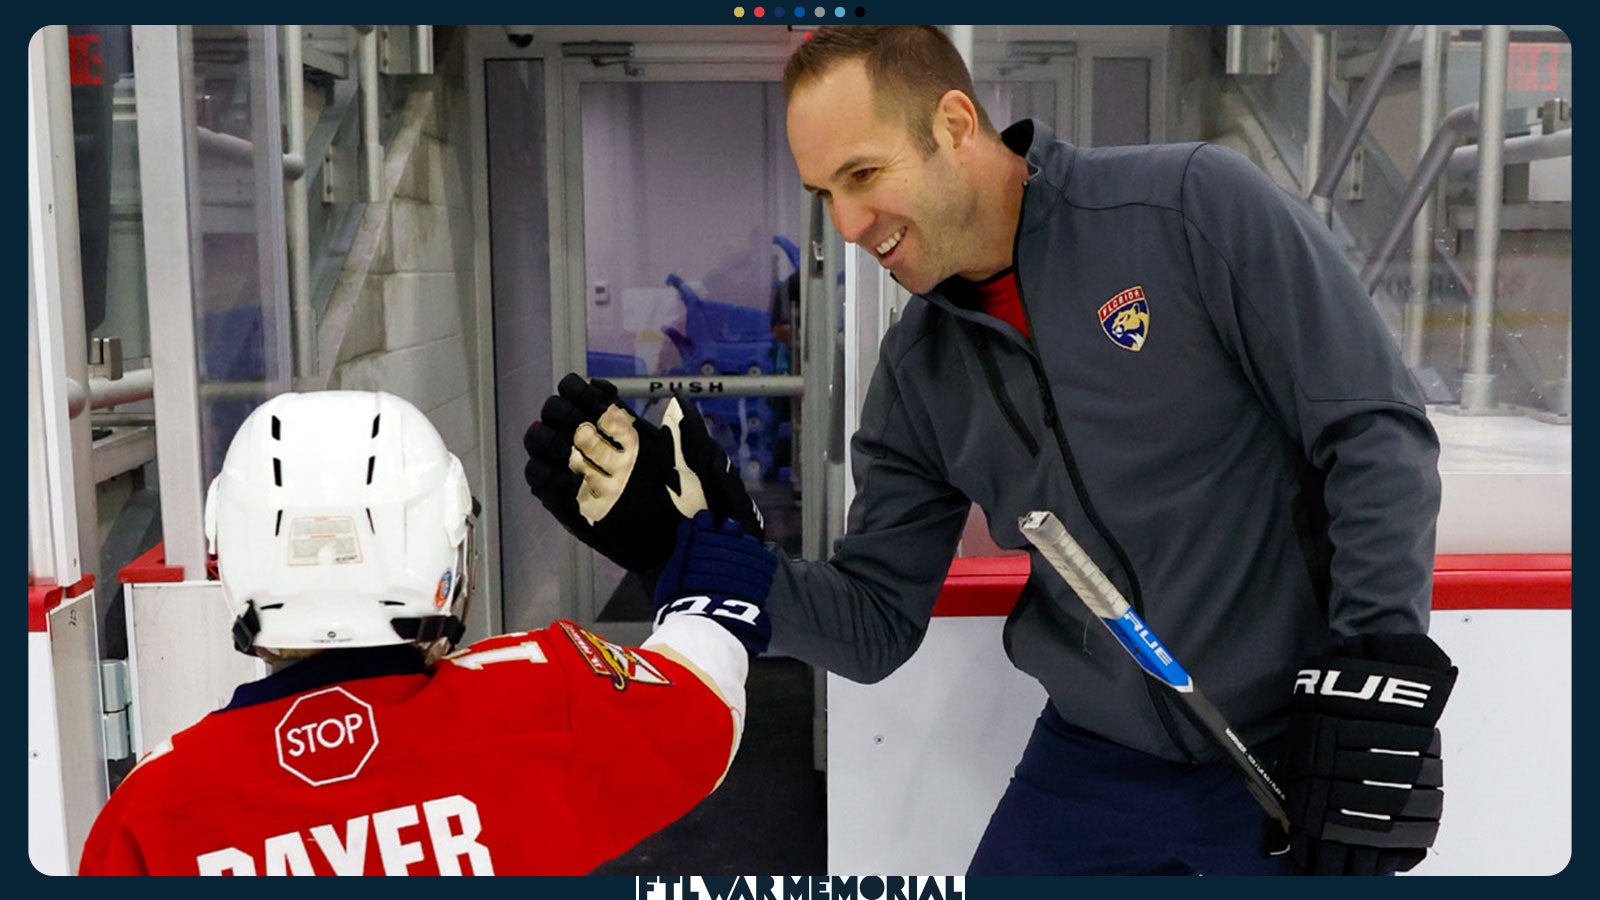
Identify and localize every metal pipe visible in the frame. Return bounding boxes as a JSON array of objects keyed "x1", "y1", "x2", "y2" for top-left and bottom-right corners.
[
  {"x1": 416, "y1": 25, "x2": 434, "y2": 75},
  {"x1": 88, "y1": 413, "x2": 157, "y2": 428},
  {"x1": 1404, "y1": 25, "x2": 1443, "y2": 366},
  {"x1": 1311, "y1": 25, "x2": 1417, "y2": 212},
  {"x1": 1305, "y1": 27, "x2": 1330, "y2": 199},
  {"x1": 1225, "y1": 25, "x2": 1246, "y2": 74},
  {"x1": 195, "y1": 126, "x2": 304, "y2": 178},
  {"x1": 1361, "y1": 103, "x2": 1479, "y2": 293},
  {"x1": 285, "y1": 26, "x2": 314, "y2": 381},
  {"x1": 1555, "y1": 322, "x2": 1571, "y2": 418},
  {"x1": 66, "y1": 369, "x2": 156, "y2": 417},
  {"x1": 1462, "y1": 25, "x2": 1509, "y2": 412},
  {"x1": 1448, "y1": 128, "x2": 1572, "y2": 173},
  {"x1": 360, "y1": 26, "x2": 381, "y2": 201},
  {"x1": 606, "y1": 375, "x2": 806, "y2": 399},
  {"x1": 801, "y1": 204, "x2": 832, "y2": 561},
  {"x1": 193, "y1": 126, "x2": 251, "y2": 163},
  {"x1": 249, "y1": 25, "x2": 294, "y2": 398}
]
